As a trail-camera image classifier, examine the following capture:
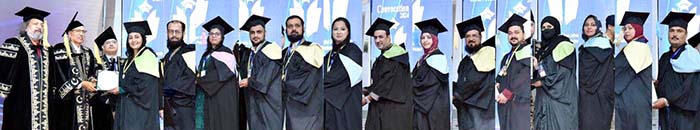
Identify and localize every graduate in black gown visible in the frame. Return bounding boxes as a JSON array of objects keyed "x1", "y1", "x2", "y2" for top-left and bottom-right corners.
[
  {"x1": 654, "y1": 12, "x2": 700, "y2": 130},
  {"x1": 323, "y1": 17, "x2": 363, "y2": 130},
  {"x1": 92, "y1": 27, "x2": 121, "y2": 130},
  {"x1": 281, "y1": 15, "x2": 324, "y2": 130},
  {"x1": 364, "y1": 18, "x2": 414, "y2": 130},
  {"x1": 454, "y1": 16, "x2": 495, "y2": 130},
  {"x1": 232, "y1": 31, "x2": 250, "y2": 130},
  {"x1": 690, "y1": 33, "x2": 700, "y2": 127},
  {"x1": 238, "y1": 14, "x2": 284, "y2": 130},
  {"x1": 52, "y1": 14, "x2": 104, "y2": 130},
  {"x1": 577, "y1": 15, "x2": 614, "y2": 130},
  {"x1": 614, "y1": 11, "x2": 652, "y2": 130},
  {"x1": 531, "y1": 16, "x2": 578, "y2": 130},
  {"x1": 495, "y1": 14, "x2": 531, "y2": 130},
  {"x1": 113, "y1": 21, "x2": 161, "y2": 130},
  {"x1": 195, "y1": 16, "x2": 239, "y2": 130},
  {"x1": 411, "y1": 18, "x2": 450, "y2": 130},
  {"x1": 1, "y1": 7, "x2": 54, "y2": 130},
  {"x1": 161, "y1": 20, "x2": 196, "y2": 130}
]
